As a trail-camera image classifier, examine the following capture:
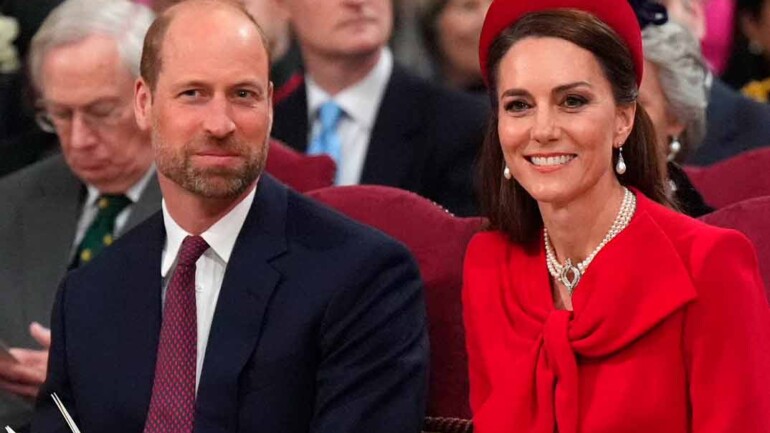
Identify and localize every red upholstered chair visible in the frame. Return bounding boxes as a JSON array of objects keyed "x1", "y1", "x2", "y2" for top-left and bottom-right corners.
[
  {"x1": 306, "y1": 185, "x2": 483, "y2": 429},
  {"x1": 700, "y1": 195, "x2": 770, "y2": 300},
  {"x1": 684, "y1": 147, "x2": 770, "y2": 209},
  {"x1": 265, "y1": 139, "x2": 335, "y2": 192}
]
